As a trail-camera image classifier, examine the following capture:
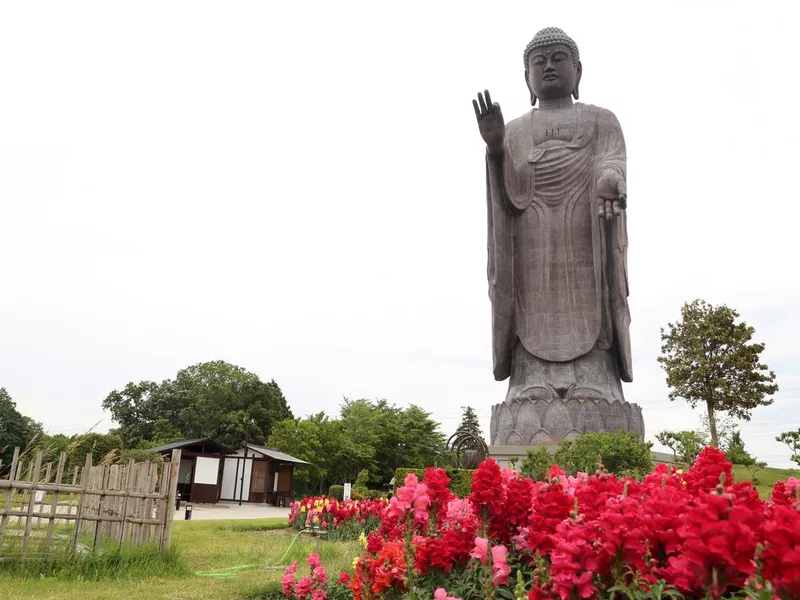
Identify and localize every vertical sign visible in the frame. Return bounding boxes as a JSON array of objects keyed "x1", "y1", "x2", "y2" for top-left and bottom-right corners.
[{"x1": 343, "y1": 483, "x2": 351, "y2": 500}]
